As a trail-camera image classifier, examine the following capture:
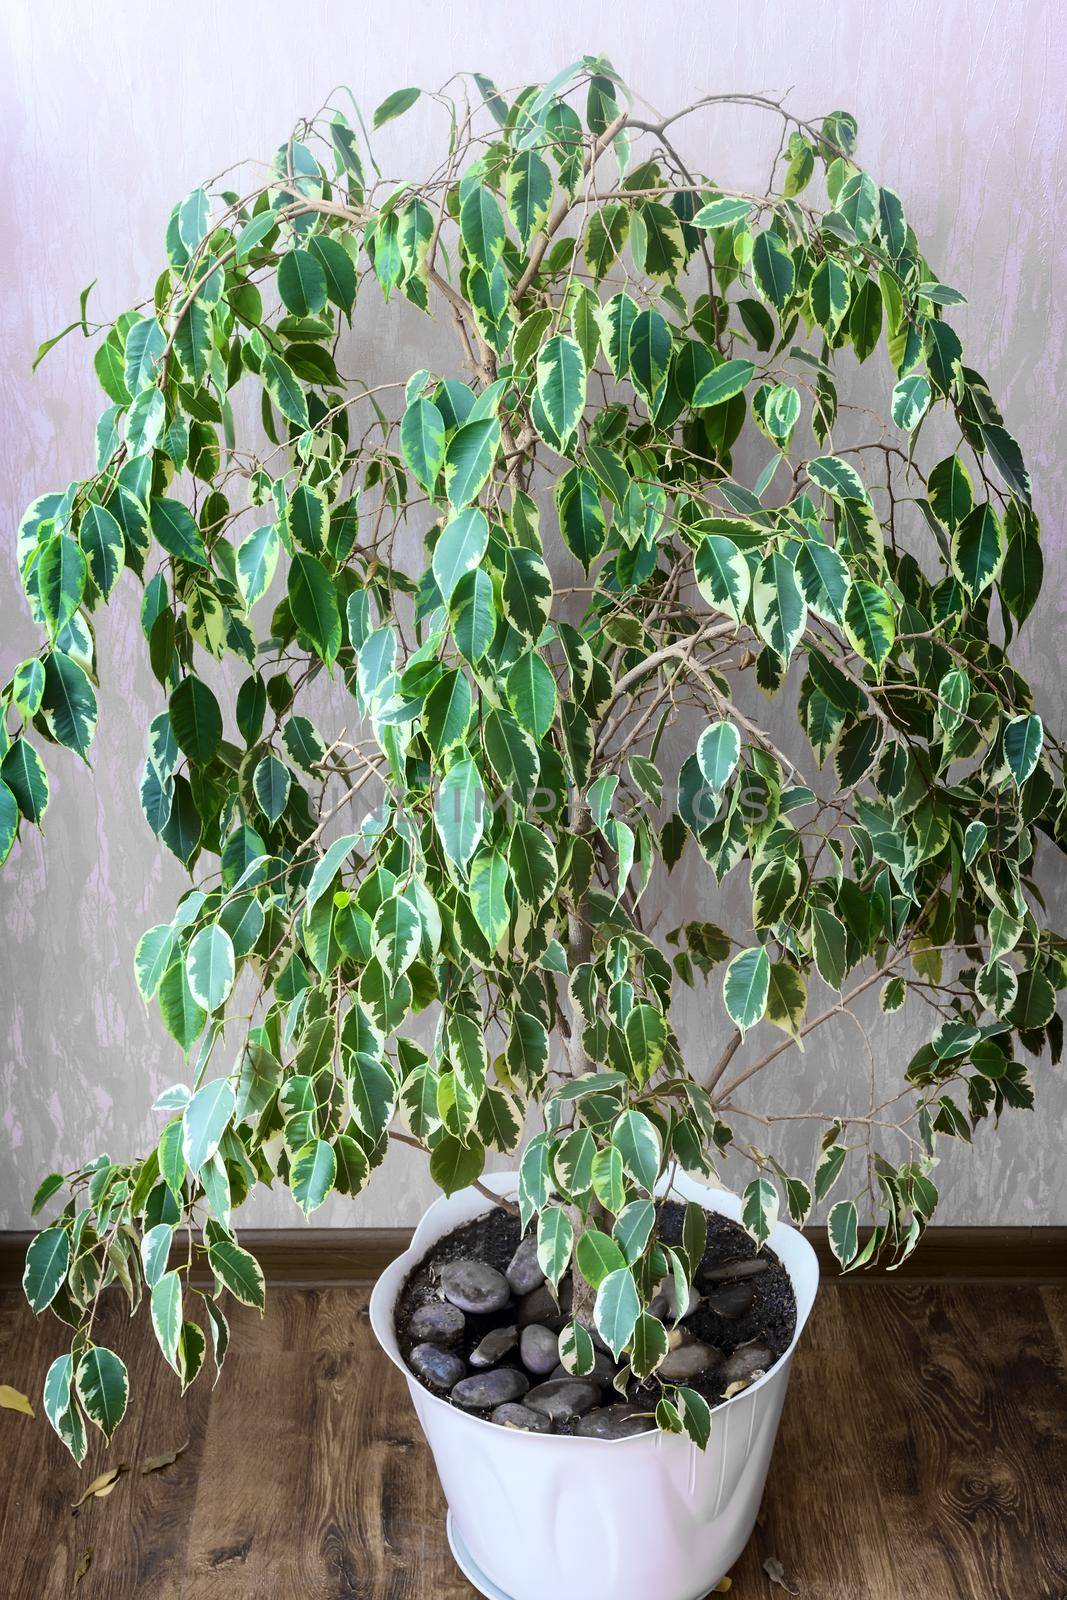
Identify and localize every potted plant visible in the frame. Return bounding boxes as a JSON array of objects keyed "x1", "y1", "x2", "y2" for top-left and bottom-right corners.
[{"x1": 8, "y1": 56, "x2": 1062, "y2": 1600}]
